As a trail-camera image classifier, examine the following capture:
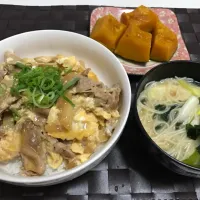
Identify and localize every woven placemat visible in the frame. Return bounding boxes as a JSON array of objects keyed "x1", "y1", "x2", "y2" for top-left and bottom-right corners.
[{"x1": 0, "y1": 5, "x2": 199, "y2": 200}]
